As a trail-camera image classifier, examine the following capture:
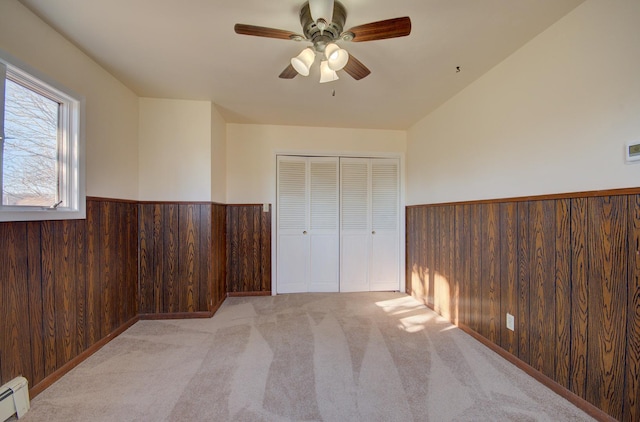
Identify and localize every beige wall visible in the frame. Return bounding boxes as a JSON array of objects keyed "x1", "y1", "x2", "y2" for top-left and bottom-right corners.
[
  {"x1": 0, "y1": 0, "x2": 140, "y2": 200},
  {"x1": 406, "y1": 0, "x2": 640, "y2": 205},
  {"x1": 211, "y1": 105, "x2": 227, "y2": 203},
  {"x1": 7, "y1": 0, "x2": 635, "y2": 208},
  {"x1": 138, "y1": 98, "x2": 212, "y2": 201},
  {"x1": 226, "y1": 124, "x2": 407, "y2": 204}
]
